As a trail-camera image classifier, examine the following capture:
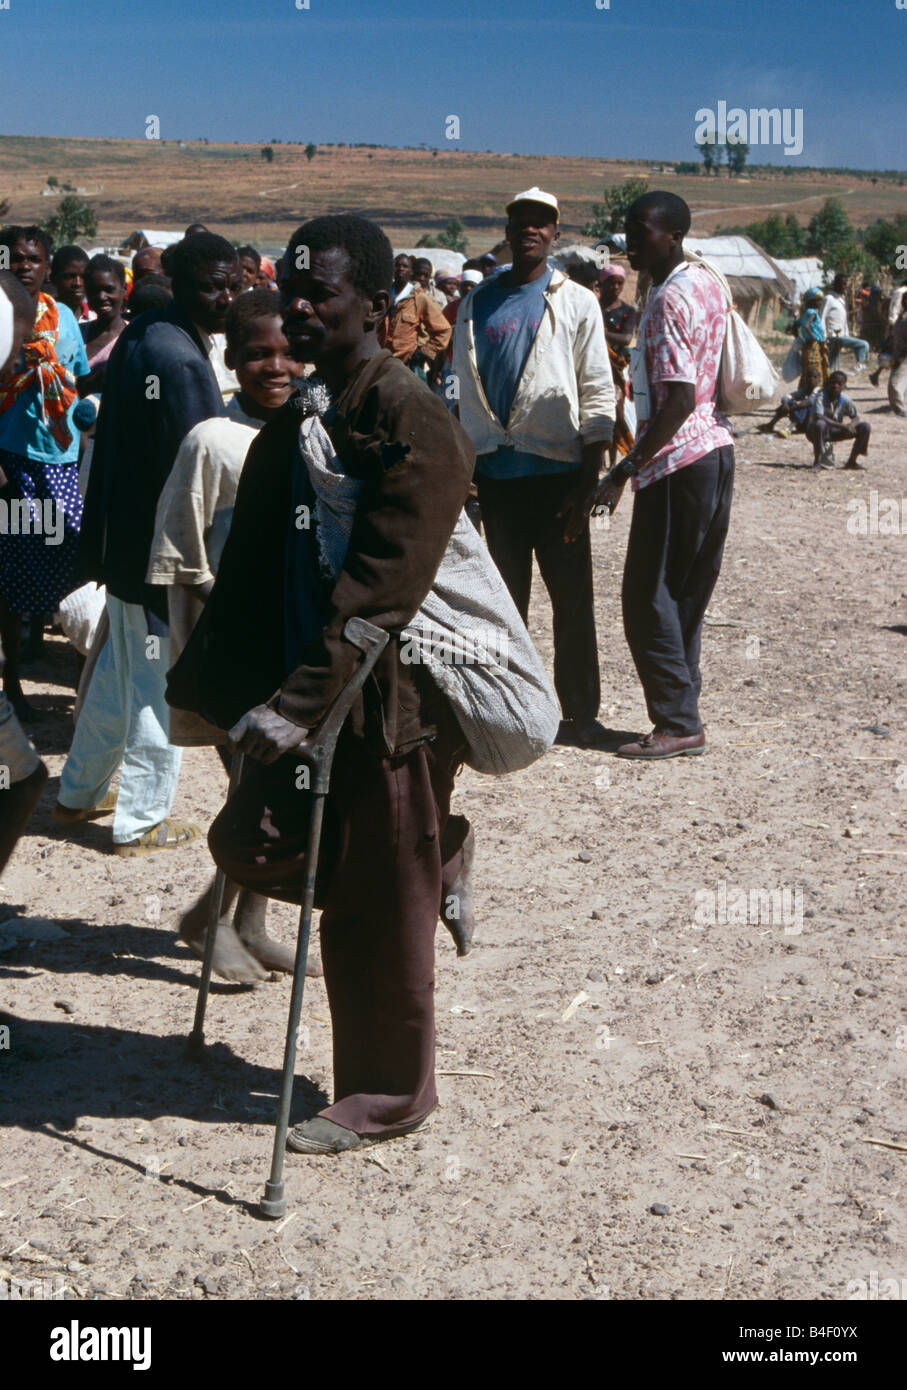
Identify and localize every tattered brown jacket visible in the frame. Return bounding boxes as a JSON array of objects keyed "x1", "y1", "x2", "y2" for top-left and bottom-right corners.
[{"x1": 166, "y1": 350, "x2": 475, "y2": 756}]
